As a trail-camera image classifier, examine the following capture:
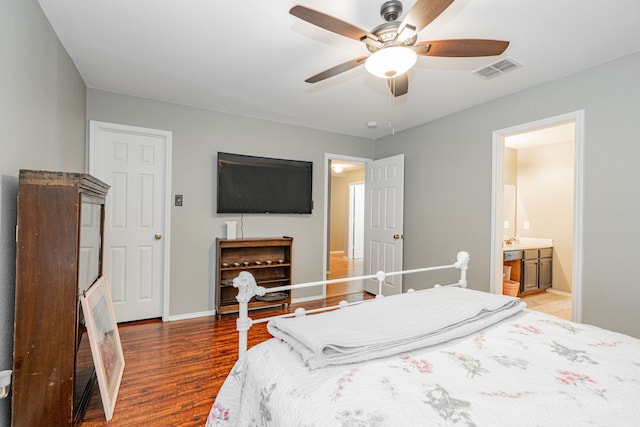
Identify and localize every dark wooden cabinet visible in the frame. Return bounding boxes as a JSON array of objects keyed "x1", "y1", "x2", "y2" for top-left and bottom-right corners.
[
  {"x1": 216, "y1": 237, "x2": 292, "y2": 316},
  {"x1": 12, "y1": 170, "x2": 109, "y2": 427}
]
